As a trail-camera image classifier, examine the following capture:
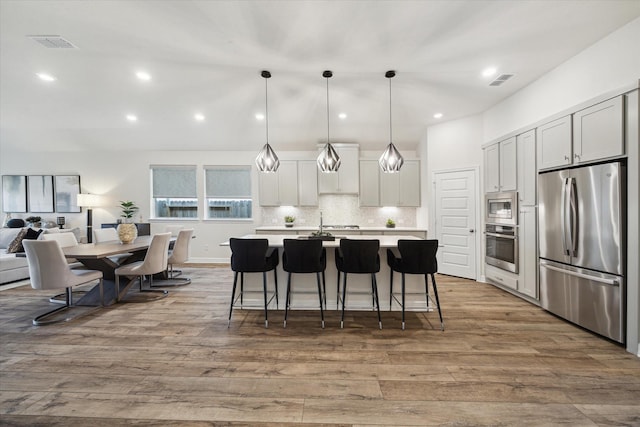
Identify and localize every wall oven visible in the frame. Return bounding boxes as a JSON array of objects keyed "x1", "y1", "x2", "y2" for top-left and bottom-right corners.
[
  {"x1": 485, "y1": 191, "x2": 518, "y2": 226},
  {"x1": 485, "y1": 224, "x2": 518, "y2": 273}
]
